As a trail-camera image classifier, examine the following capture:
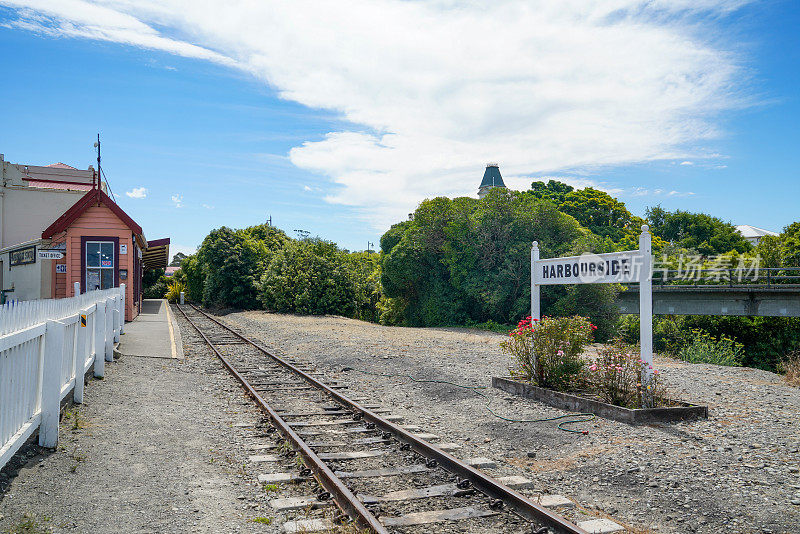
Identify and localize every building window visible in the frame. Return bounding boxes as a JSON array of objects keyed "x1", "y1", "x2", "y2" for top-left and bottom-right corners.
[{"x1": 85, "y1": 241, "x2": 115, "y2": 290}]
